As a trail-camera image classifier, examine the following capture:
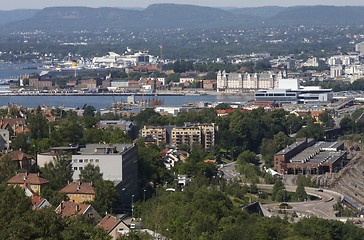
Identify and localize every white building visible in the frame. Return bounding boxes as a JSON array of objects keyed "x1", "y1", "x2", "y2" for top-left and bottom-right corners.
[
  {"x1": 356, "y1": 42, "x2": 364, "y2": 56},
  {"x1": 277, "y1": 78, "x2": 300, "y2": 90},
  {"x1": 328, "y1": 55, "x2": 359, "y2": 66},
  {"x1": 330, "y1": 65, "x2": 344, "y2": 78},
  {"x1": 37, "y1": 144, "x2": 138, "y2": 208},
  {"x1": 0, "y1": 129, "x2": 9, "y2": 152},
  {"x1": 255, "y1": 79, "x2": 333, "y2": 104},
  {"x1": 154, "y1": 107, "x2": 189, "y2": 116}
]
